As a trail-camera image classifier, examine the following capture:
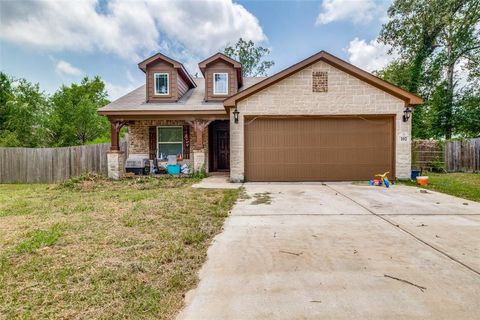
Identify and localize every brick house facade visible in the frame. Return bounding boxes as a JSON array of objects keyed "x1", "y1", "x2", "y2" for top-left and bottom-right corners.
[{"x1": 98, "y1": 51, "x2": 422, "y2": 181}]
